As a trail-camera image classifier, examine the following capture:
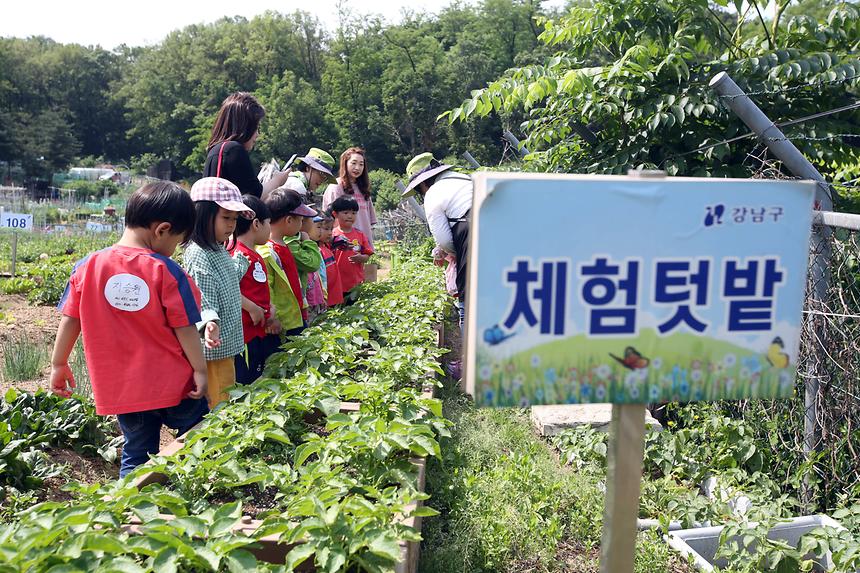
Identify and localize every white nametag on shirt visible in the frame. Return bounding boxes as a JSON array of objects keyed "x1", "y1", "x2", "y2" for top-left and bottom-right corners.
[
  {"x1": 104, "y1": 273, "x2": 150, "y2": 312},
  {"x1": 252, "y1": 261, "x2": 267, "y2": 282}
]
